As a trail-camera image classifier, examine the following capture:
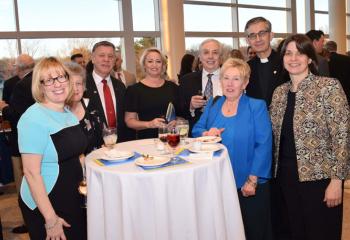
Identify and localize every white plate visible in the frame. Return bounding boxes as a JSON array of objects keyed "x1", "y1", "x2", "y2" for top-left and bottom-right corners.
[
  {"x1": 188, "y1": 143, "x2": 222, "y2": 153},
  {"x1": 102, "y1": 150, "x2": 134, "y2": 161},
  {"x1": 135, "y1": 156, "x2": 171, "y2": 167},
  {"x1": 196, "y1": 136, "x2": 222, "y2": 143}
]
